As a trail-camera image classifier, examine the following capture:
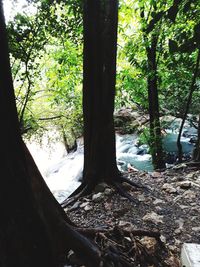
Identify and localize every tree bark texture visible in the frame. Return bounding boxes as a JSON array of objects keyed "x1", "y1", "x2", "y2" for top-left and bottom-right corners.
[
  {"x1": 177, "y1": 48, "x2": 200, "y2": 162},
  {"x1": 193, "y1": 113, "x2": 200, "y2": 161},
  {"x1": 0, "y1": 2, "x2": 101, "y2": 266},
  {"x1": 83, "y1": 0, "x2": 120, "y2": 184},
  {"x1": 146, "y1": 34, "x2": 165, "y2": 169}
]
